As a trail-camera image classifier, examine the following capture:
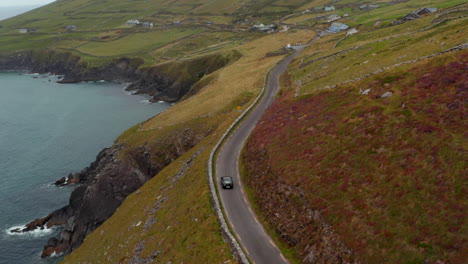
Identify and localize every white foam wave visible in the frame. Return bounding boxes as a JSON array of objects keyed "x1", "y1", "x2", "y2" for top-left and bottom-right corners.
[
  {"x1": 140, "y1": 99, "x2": 151, "y2": 104},
  {"x1": 6, "y1": 224, "x2": 57, "y2": 238},
  {"x1": 98, "y1": 80, "x2": 106, "y2": 83},
  {"x1": 50, "y1": 251, "x2": 64, "y2": 258},
  {"x1": 126, "y1": 90, "x2": 138, "y2": 95}
]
